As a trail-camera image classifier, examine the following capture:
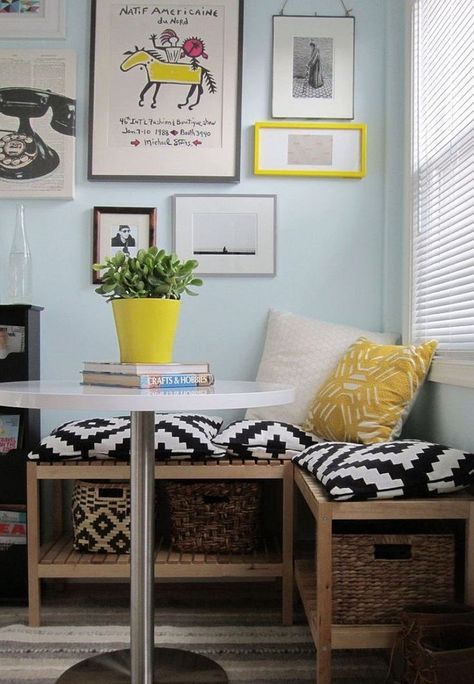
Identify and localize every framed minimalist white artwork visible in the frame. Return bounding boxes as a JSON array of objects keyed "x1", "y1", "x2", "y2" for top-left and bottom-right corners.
[
  {"x1": 272, "y1": 15, "x2": 354, "y2": 119},
  {"x1": 0, "y1": 1, "x2": 65, "y2": 39},
  {"x1": 173, "y1": 195, "x2": 276, "y2": 275}
]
